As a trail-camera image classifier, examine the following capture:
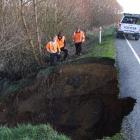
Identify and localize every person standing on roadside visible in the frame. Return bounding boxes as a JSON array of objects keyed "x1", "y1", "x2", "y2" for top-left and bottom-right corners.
[{"x1": 72, "y1": 27, "x2": 85, "y2": 55}]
